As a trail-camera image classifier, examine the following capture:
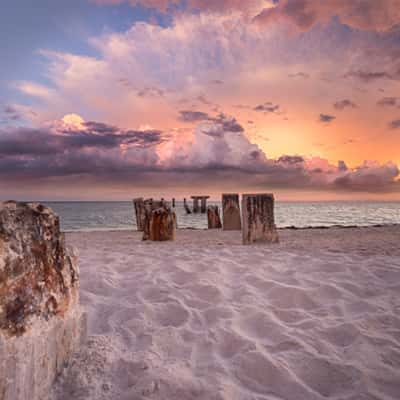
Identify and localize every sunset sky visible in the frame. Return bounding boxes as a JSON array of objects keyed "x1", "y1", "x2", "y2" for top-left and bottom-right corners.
[{"x1": 1, "y1": 0, "x2": 400, "y2": 200}]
